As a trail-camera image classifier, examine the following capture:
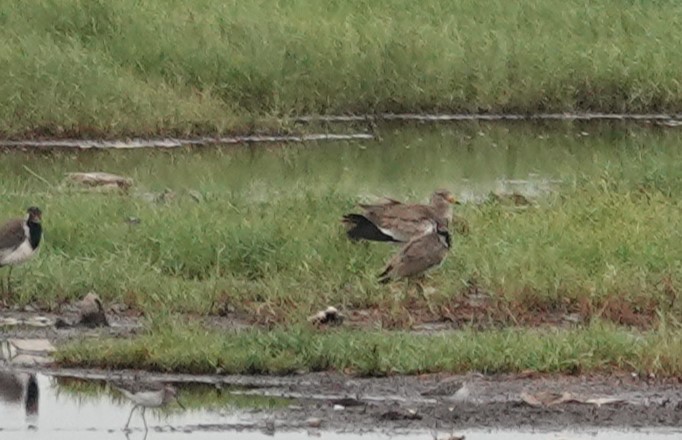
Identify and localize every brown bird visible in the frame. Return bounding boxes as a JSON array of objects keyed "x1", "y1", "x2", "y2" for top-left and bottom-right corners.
[
  {"x1": 0, "y1": 207, "x2": 42, "y2": 295},
  {"x1": 378, "y1": 220, "x2": 451, "y2": 284},
  {"x1": 342, "y1": 189, "x2": 459, "y2": 243}
]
